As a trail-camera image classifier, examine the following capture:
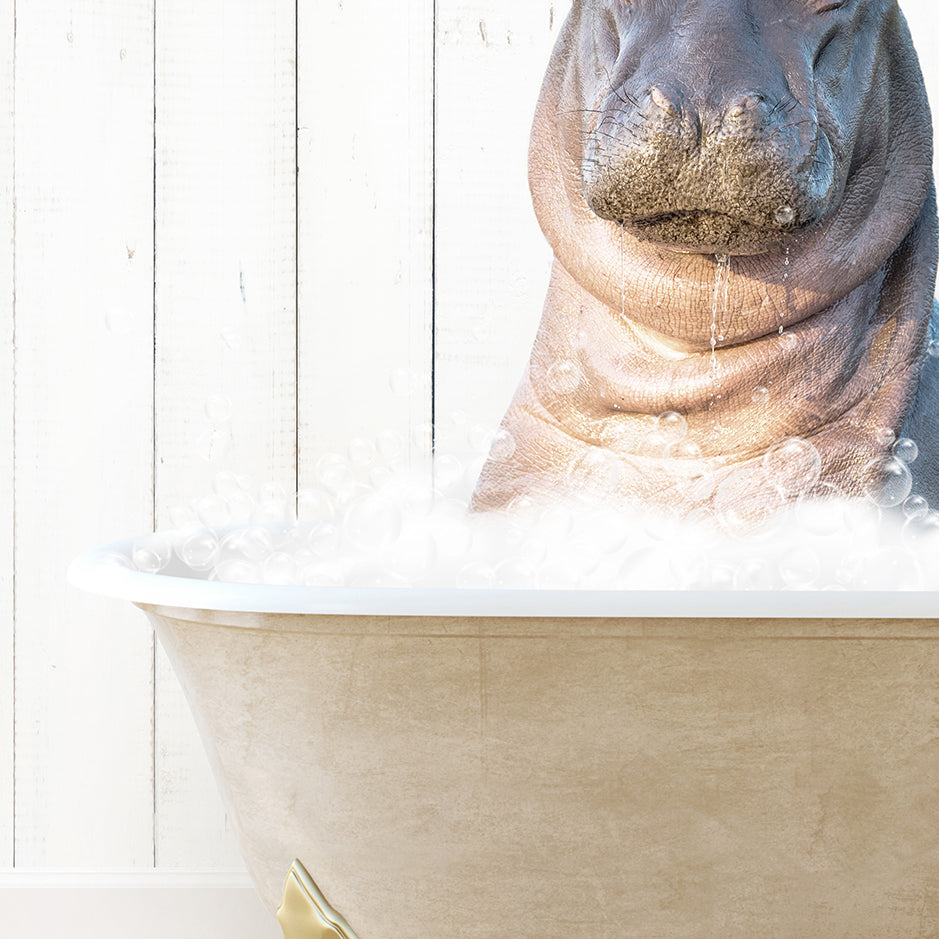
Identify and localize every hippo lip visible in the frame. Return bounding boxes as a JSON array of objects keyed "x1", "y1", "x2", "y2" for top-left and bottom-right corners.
[{"x1": 620, "y1": 208, "x2": 799, "y2": 255}]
